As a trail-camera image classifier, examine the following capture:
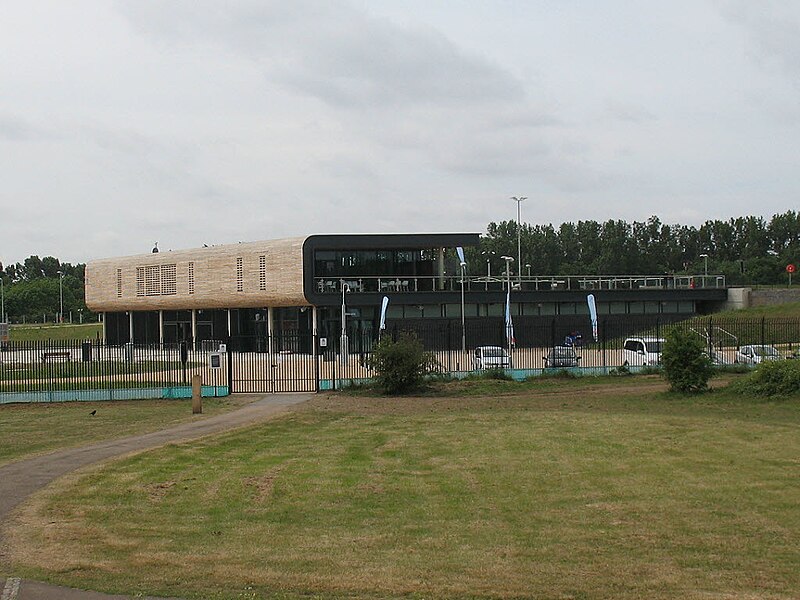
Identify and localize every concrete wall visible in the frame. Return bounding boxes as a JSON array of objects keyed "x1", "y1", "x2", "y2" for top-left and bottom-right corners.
[{"x1": 725, "y1": 287, "x2": 751, "y2": 311}]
